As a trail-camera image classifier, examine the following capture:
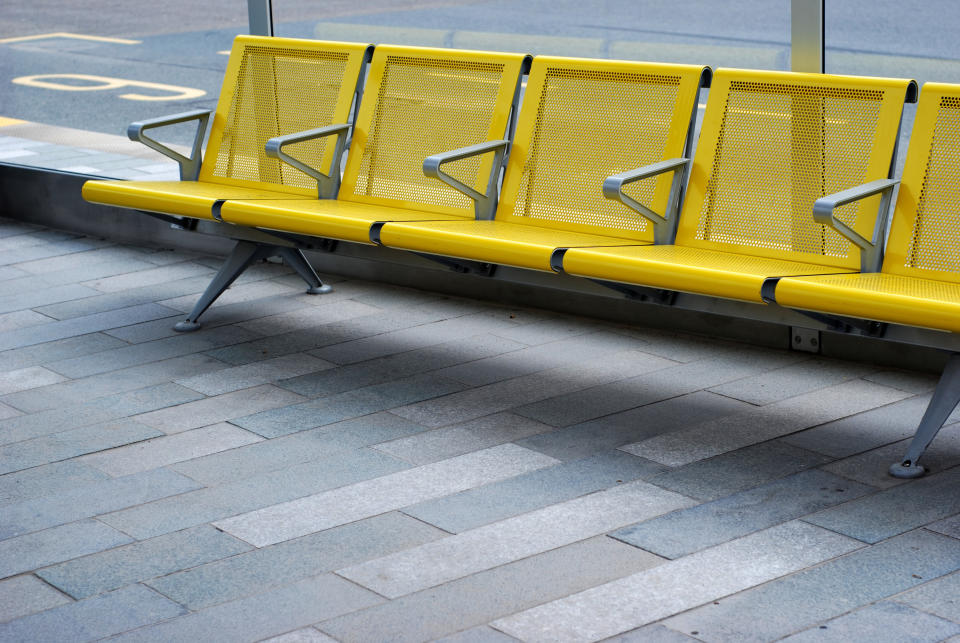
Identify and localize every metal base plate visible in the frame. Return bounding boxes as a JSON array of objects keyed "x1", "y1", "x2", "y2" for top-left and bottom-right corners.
[
  {"x1": 888, "y1": 461, "x2": 927, "y2": 479},
  {"x1": 306, "y1": 284, "x2": 333, "y2": 295},
  {"x1": 174, "y1": 320, "x2": 202, "y2": 333}
]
